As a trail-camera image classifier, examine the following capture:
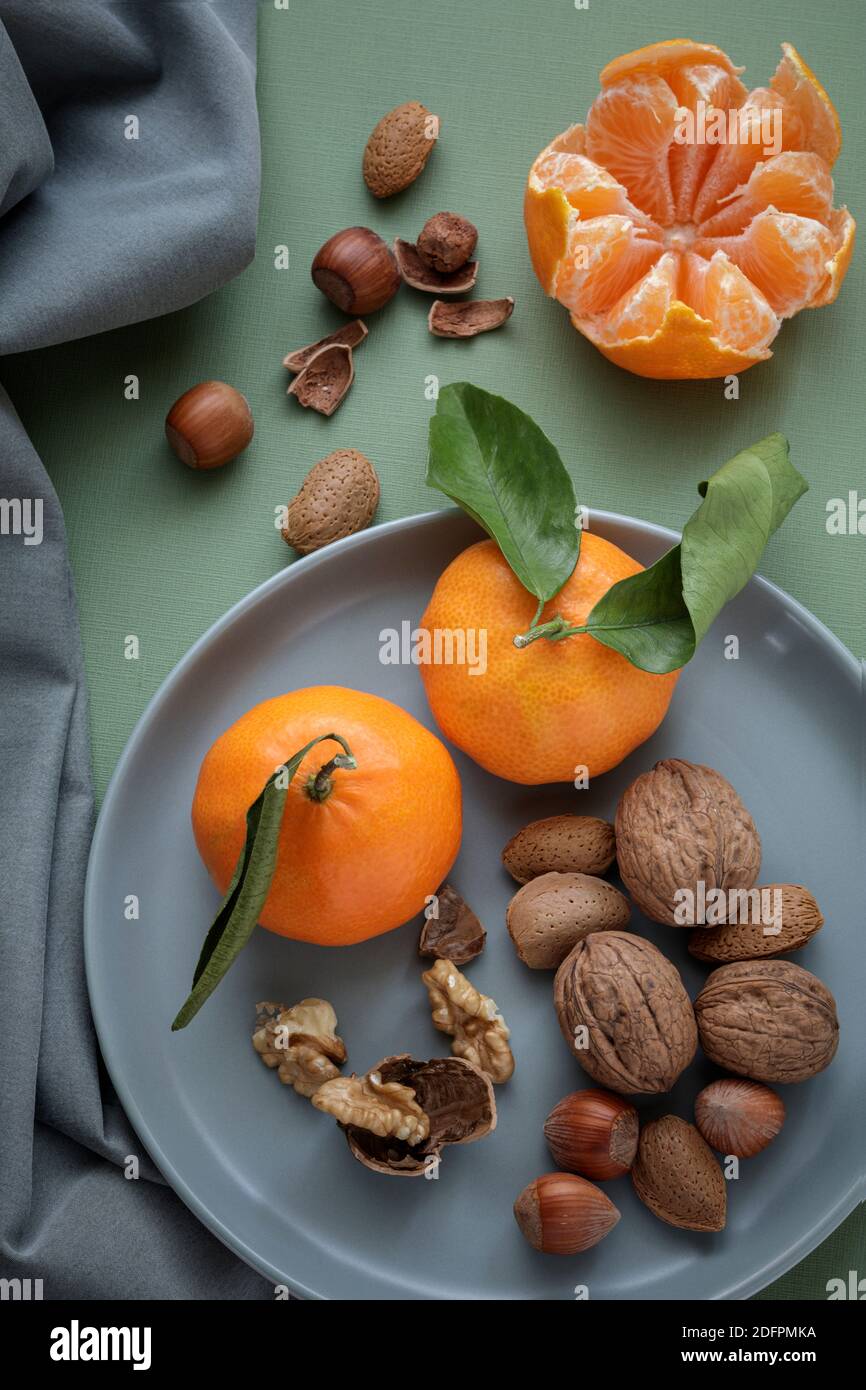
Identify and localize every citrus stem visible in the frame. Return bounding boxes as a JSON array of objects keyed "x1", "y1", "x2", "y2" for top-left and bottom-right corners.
[
  {"x1": 305, "y1": 737, "x2": 357, "y2": 802},
  {"x1": 513, "y1": 614, "x2": 586, "y2": 648}
]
